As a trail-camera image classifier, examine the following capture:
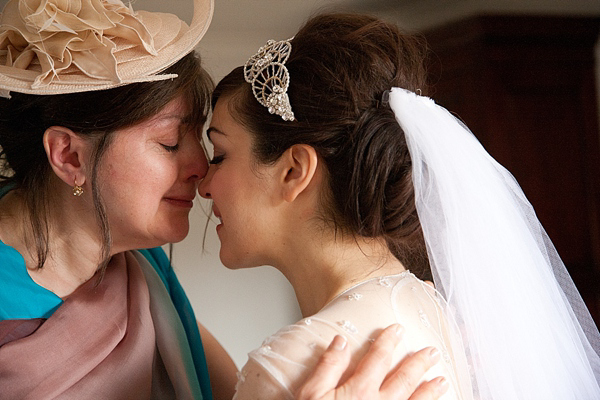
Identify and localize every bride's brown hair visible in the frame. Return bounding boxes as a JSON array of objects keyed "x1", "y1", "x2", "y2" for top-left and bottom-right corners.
[{"x1": 213, "y1": 13, "x2": 431, "y2": 279}]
